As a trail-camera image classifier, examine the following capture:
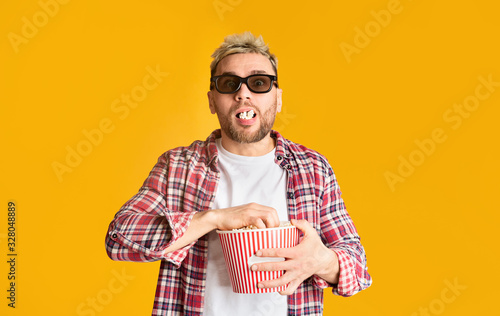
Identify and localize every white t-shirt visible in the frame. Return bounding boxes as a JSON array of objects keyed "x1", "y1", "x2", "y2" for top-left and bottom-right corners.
[{"x1": 203, "y1": 139, "x2": 288, "y2": 316}]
